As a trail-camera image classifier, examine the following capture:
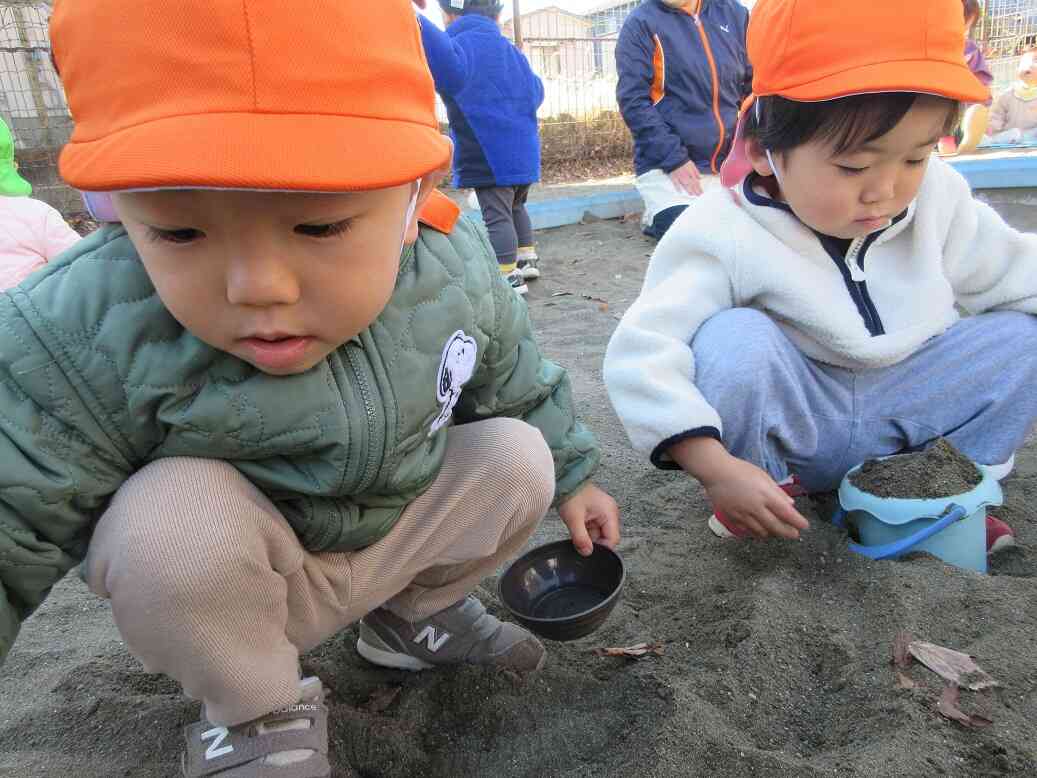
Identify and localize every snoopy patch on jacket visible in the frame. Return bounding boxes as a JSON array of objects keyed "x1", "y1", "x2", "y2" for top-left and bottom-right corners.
[{"x1": 431, "y1": 330, "x2": 478, "y2": 435}]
